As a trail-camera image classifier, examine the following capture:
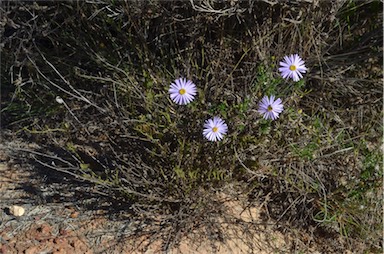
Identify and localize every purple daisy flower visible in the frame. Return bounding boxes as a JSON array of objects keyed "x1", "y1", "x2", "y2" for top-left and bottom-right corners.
[
  {"x1": 258, "y1": 95, "x2": 284, "y2": 120},
  {"x1": 203, "y1": 116, "x2": 228, "y2": 142},
  {"x1": 279, "y1": 54, "x2": 307, "y2": 82},
  {"x1": 169, "y1": 77, "x2": 197, "y2": 105}
]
